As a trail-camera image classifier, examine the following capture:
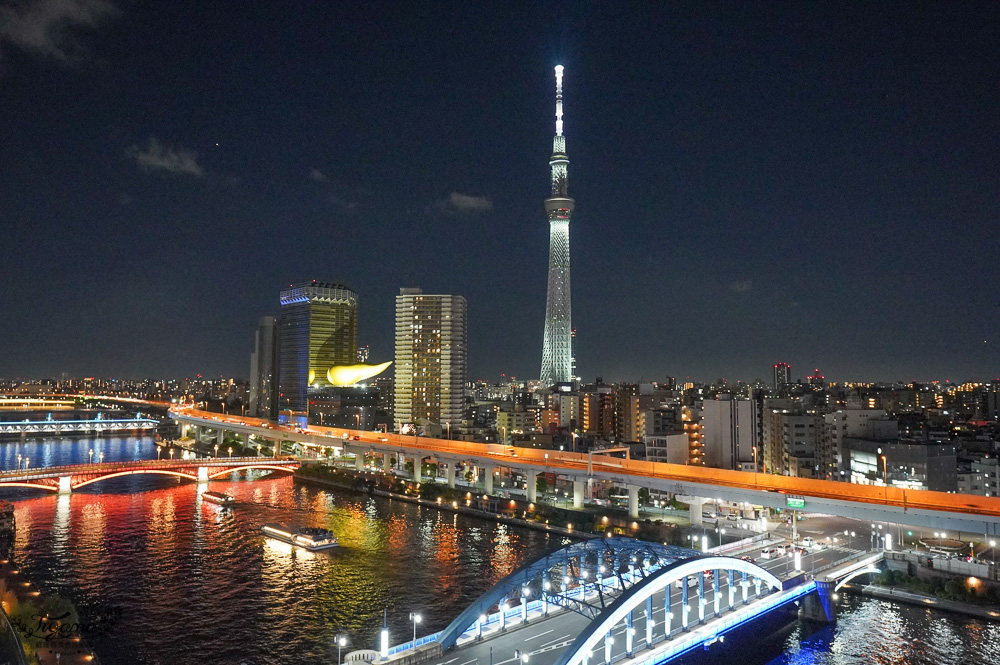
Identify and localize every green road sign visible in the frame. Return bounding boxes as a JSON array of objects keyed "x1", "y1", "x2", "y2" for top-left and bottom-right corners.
[{"x1": 786, "y1": 496, "x2": 805, "y2": 509}]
